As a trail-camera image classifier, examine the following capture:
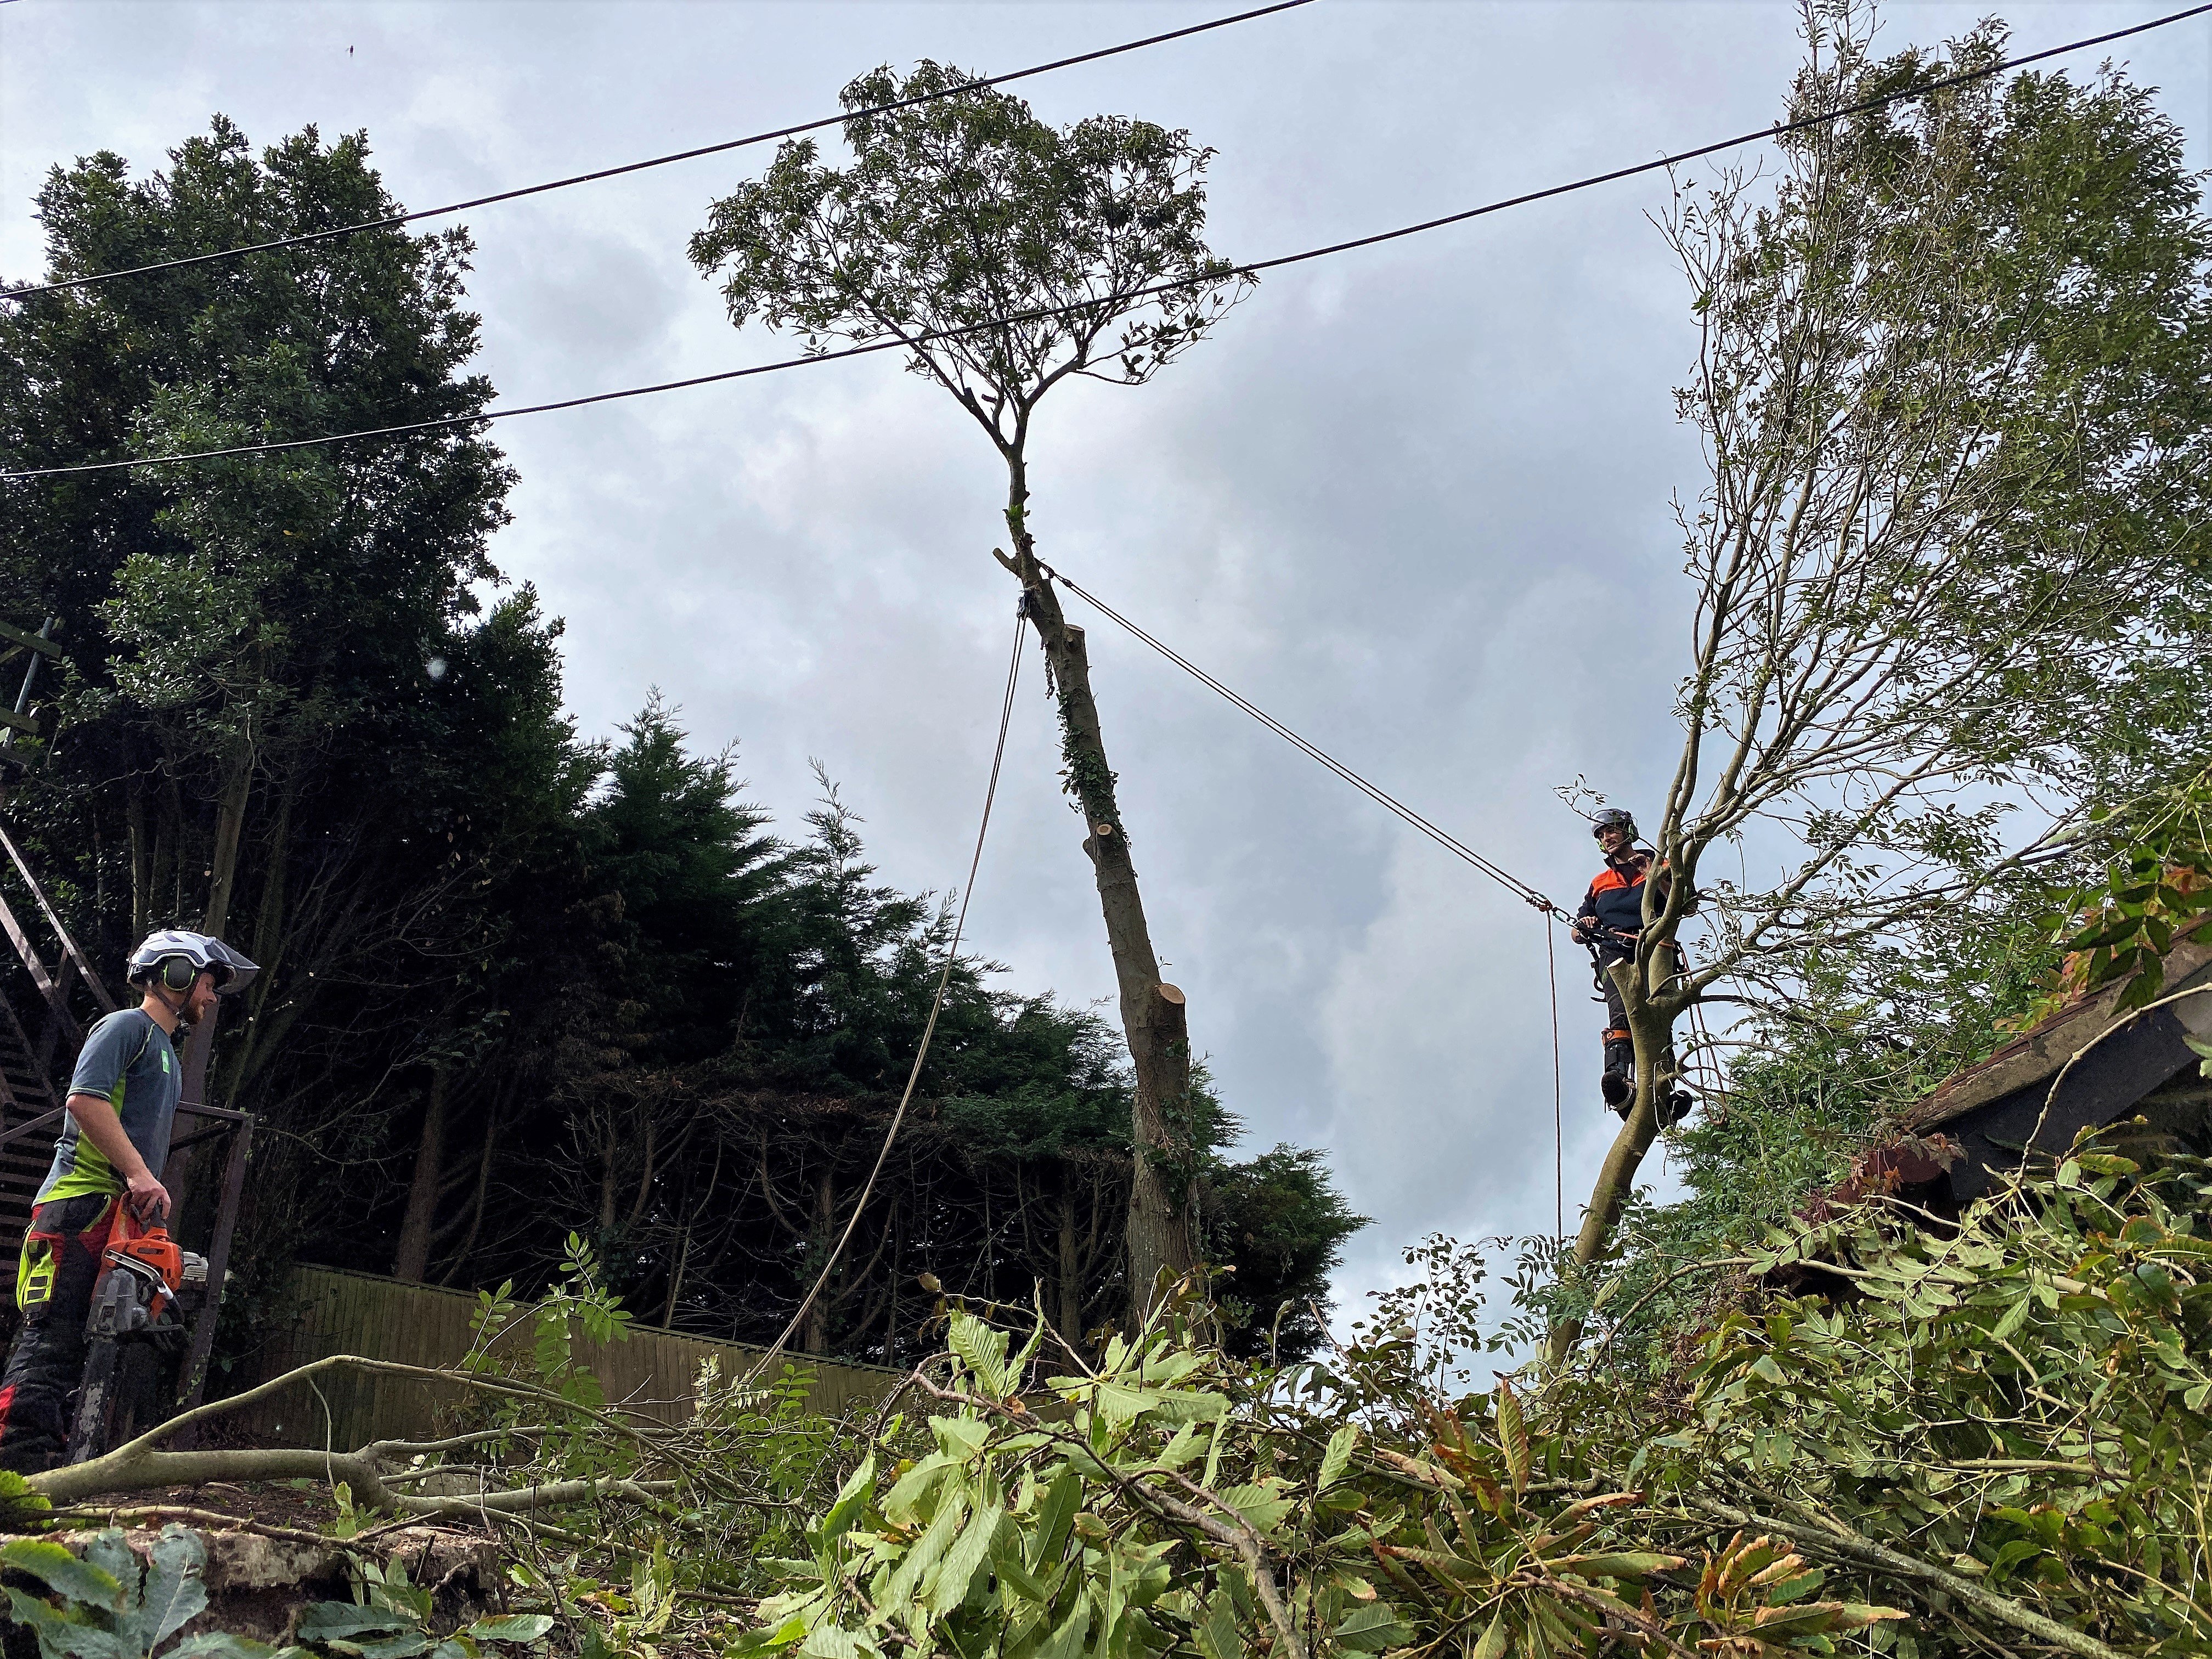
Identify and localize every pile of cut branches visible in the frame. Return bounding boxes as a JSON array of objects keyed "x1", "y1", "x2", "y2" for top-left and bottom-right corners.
[{"x1": 740, "y1": 1139, "x2": 2212, "y2": 1659}]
